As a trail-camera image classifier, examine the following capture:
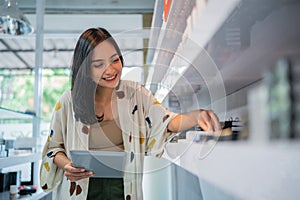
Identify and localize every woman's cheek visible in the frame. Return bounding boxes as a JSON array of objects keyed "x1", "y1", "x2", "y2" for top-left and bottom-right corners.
[{"x1": 92, "y1": 69, "x2": 102, "y2": 83}]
